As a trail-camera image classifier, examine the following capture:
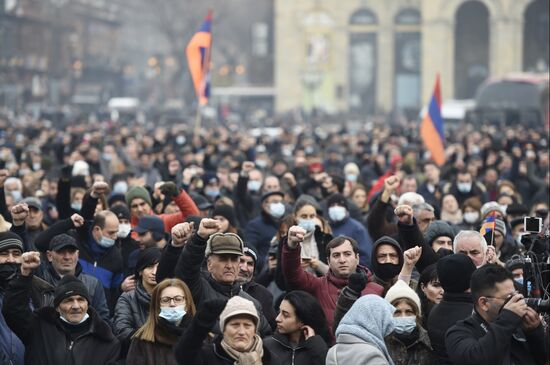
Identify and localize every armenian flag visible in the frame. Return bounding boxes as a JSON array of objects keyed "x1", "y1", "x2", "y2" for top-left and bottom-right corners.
[
  {"x1": 480, "y1": 212, "x2": 497, "y2": 245},
  {"x1": 186, "y1": 10, "x2": 213, "y2": 106},
  {"x1": 420, "y1": 74, "x2": 445, "y2": 166}
]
